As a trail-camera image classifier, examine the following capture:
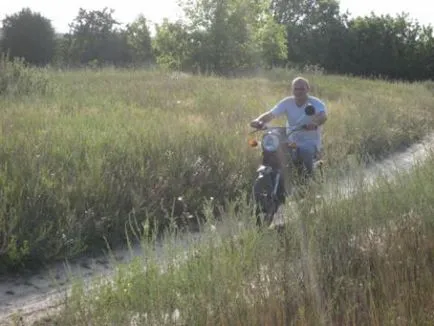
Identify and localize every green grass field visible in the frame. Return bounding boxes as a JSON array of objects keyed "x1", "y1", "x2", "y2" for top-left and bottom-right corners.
[
  {"x1": 32, "y1": 151, "x2": 434, "y2": 325},
  {"x1": 1, "y1": 60, "x2": 434, "y2": 274}
]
